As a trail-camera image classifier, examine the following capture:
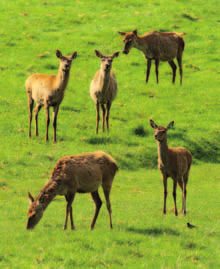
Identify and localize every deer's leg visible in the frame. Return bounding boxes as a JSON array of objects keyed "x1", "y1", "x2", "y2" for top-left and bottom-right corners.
[
  {"x1": 95, "y1": 102, "x2": 100, "y2": 134},
  {"x1": 162, "y1": 175, "x2": 168, "y2": 214},
  {"x1": 64, "y1": 193, "x2": 75, "y2": 230},
  {"x1": 182, "y1": 175, "x2": 188, "y2": 215},
  {"x1": 34, "y1": 103, "x2": 42, "y2": 137},
  {"x1": 177, "y1": 53, "x2": 183, "y2": 85},
  {"x1": 146, "y1": 59, "x2": 152, "y2": 83},
  {"x1": 101, "y1": 104, "x2": 106, "y2": 133},
  {"x1": 172, "y1": 180, "x2": 178, "y2": 216},
  {"x1": 155, "y1": 58, "x2": 160, "y2": 84},
  {"x1": 106, "y1": 101, "x2": 112, "y2": 132},
  {"x1": 168, "y1": 60, "x2": 177, "y2": 84},
  {"x1": 90, "y1": 190, "x2": 102, "y2": 230},
  {"x1": 44, "y1": 103, "x2": 50, "y2": 141},
  {"x1": 103, "y1": 185, "x2": 113, "y2": 229},
  {"x1": 53, "y1": 105, "x2": 59, "y2": 143},
  {"x1": 28, "y1": 96, "x2": 34, "y2": 138}
]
